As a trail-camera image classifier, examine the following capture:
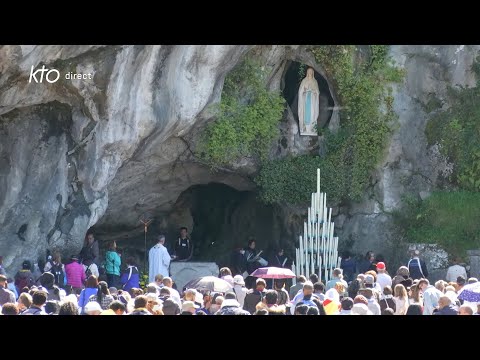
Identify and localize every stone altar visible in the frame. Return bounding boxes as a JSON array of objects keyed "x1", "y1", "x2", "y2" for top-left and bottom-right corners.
[{"x1": 170, "y1": 261, "x2": 219, "y2": 293}]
